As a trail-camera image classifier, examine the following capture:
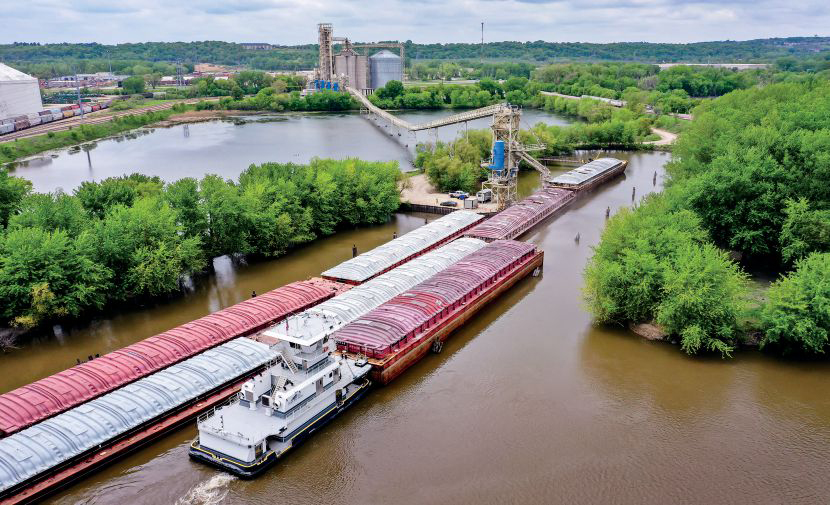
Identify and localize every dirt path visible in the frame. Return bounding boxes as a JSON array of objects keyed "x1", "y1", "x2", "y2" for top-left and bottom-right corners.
[
  {"x1": 645, "y1": 128, "x2": 677, "y2": 146},
  {"x1": 400, "y1": 174, "x2": 497, "y2": 213}
]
